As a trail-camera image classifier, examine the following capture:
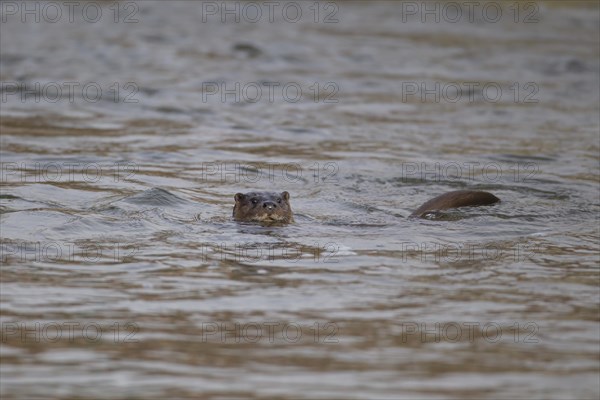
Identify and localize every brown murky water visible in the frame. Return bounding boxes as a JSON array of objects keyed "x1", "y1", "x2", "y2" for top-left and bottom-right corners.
[{"x1": 1, "y1": 1, "x2": 599, "y2": 399}]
